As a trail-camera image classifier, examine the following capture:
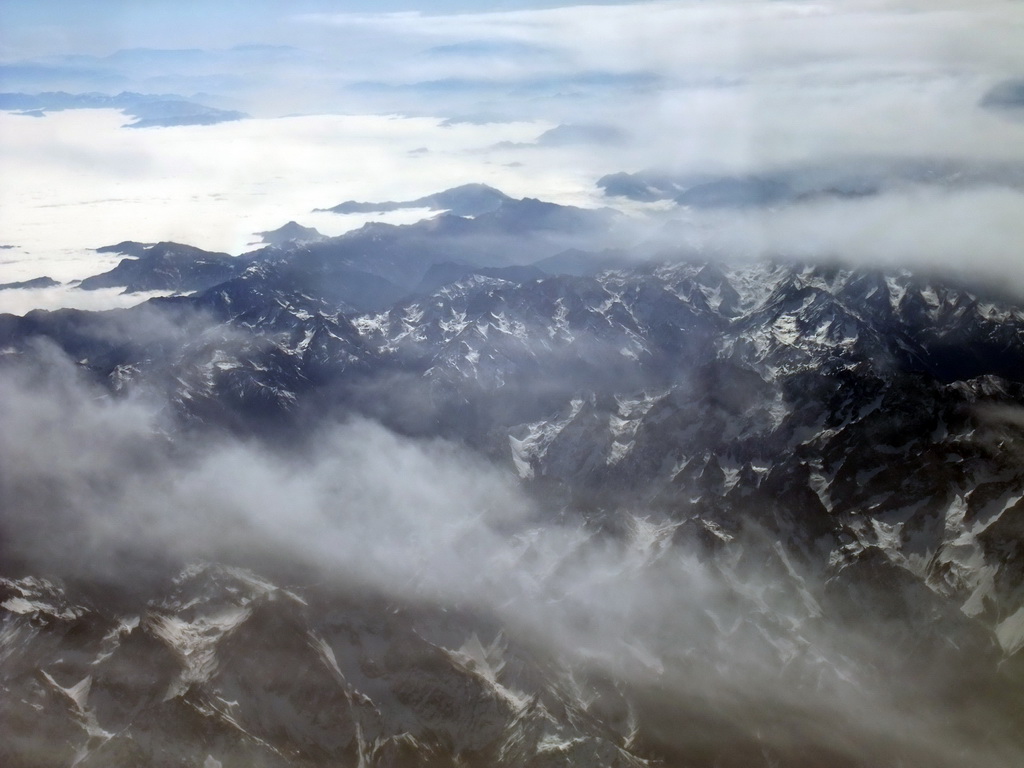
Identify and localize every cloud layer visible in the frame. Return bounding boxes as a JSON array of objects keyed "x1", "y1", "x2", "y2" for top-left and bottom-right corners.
[{"x1": 2, "y1": 1, "x2": 1024, "y2": 300}]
